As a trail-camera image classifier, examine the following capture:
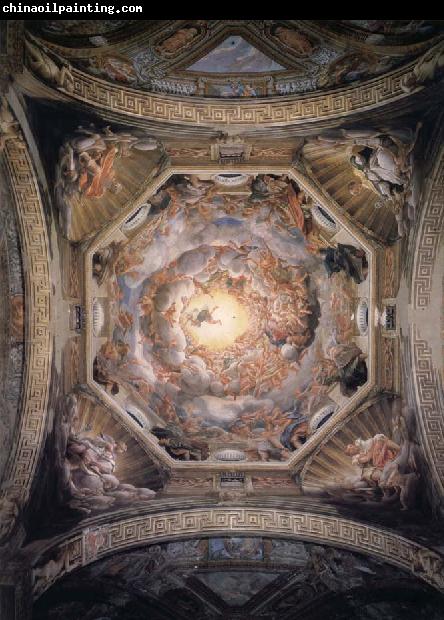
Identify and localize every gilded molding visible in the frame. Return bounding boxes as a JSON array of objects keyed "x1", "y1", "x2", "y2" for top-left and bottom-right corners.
[
  {"x1": 31, "y1": 506, "x2": 444, "y2": 597},
  {"x1": 0, "y1": 130, "x2": 52, "y2": 517}
]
